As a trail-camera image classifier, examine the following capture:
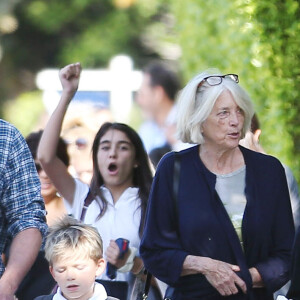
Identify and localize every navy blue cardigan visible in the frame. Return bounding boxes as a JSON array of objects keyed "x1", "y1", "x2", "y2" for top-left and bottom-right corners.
[{"x1": 140, "y1": 145, "x2": 295, "y2": 299}]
